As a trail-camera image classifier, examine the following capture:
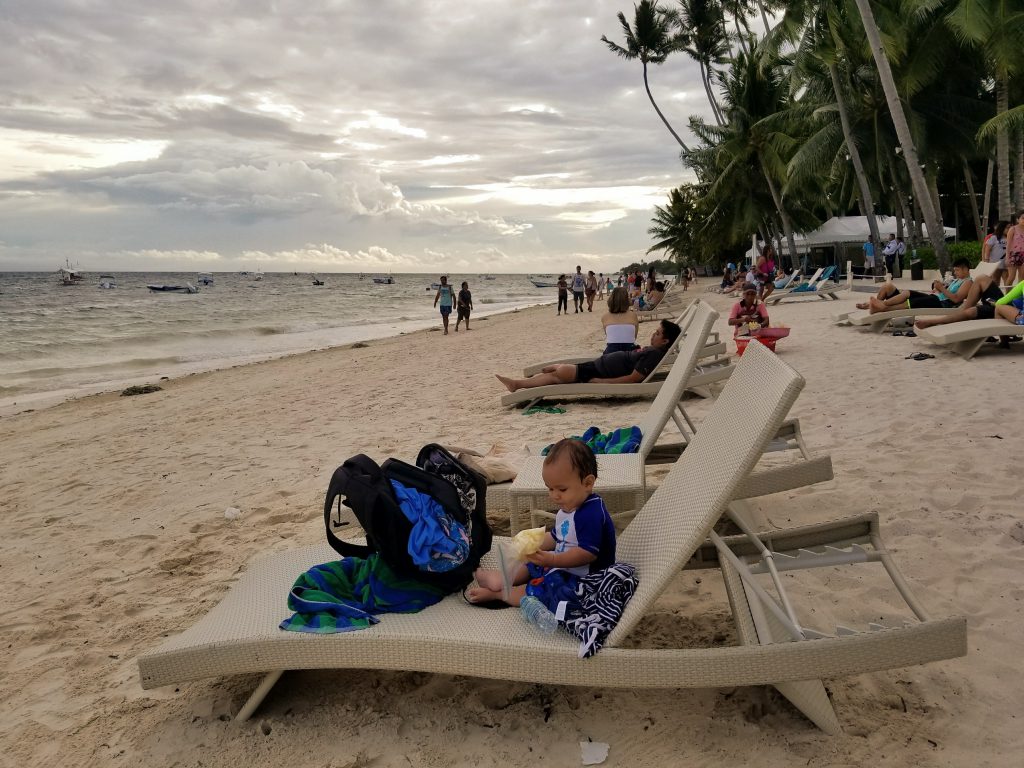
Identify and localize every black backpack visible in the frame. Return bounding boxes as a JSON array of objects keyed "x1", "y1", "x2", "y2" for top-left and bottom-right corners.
[{"x1": 323, "y1": 443, "x2": 492, "y2": 593}]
